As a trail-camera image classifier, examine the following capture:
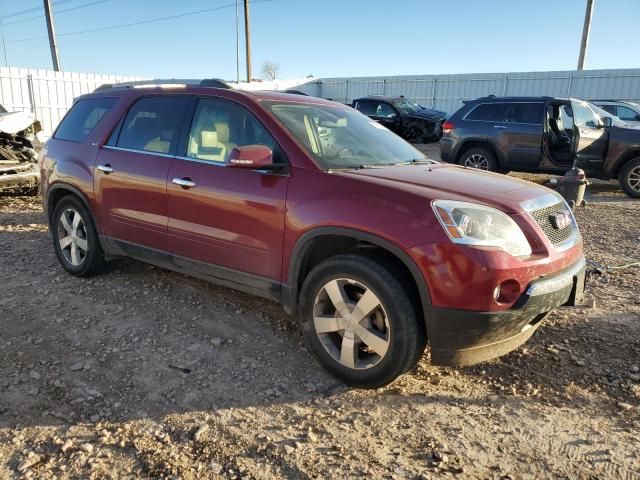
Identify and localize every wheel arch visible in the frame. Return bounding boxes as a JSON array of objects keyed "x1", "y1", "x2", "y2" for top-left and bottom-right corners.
[
  {"x1": 285, "y1": 227, "x2": 432, "y2": 325},
  {"x1": 612, "y1": 149, "x2": 640, "y2": 178},
  {"x1": 455, "y1": 139, "x2": 504, "y2": 167},
  {"x1": 46, "y1": 183, "x2": 99, "y2": 234}
]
